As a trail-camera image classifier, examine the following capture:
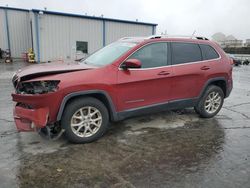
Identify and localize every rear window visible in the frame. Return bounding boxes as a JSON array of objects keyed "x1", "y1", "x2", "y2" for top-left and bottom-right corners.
[
  {"x1": 200, "y1": 44, "x2": 219, "y2": 60},
  {"x1": 172, "y1": 42, "x2": 202, "y2": 65}
]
